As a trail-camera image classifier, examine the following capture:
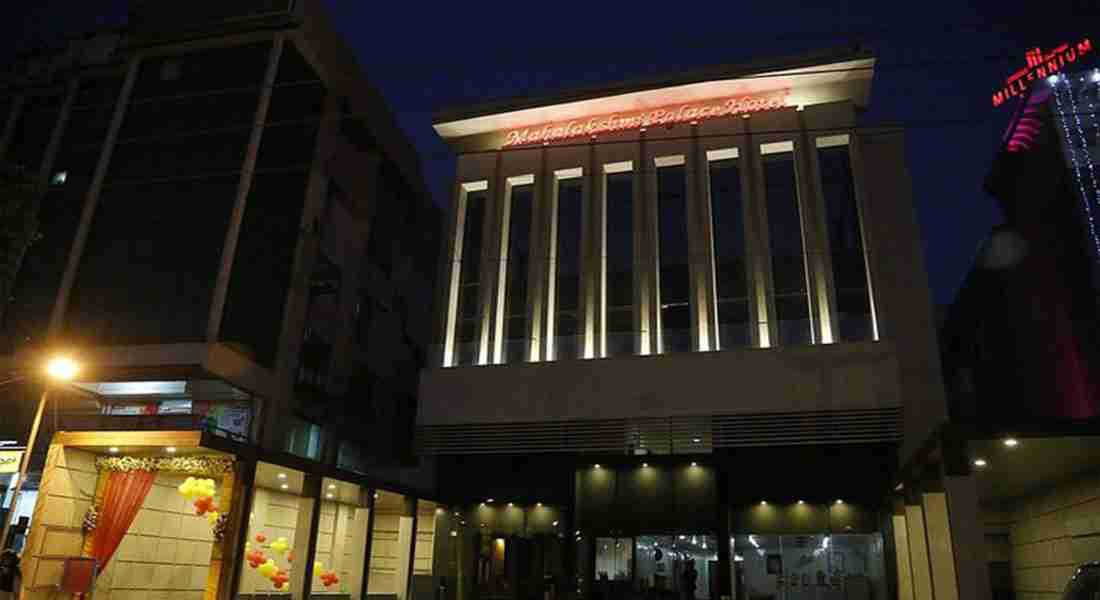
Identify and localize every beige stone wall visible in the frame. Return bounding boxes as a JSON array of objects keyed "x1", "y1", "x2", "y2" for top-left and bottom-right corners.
[
  {"x1": 368, "y1": 513, "x2": 401, "y2": 594},
  {"x1": 414, "y1": 506, "x2": 436, "y2": 575},
  {"x1": 22, "y1": 446, "x2": 97, "y2": 600},
  {"x1": 313, "y1": 499, "x2": 369, "y2": 596},
  {"x1": 1006, "y1": 471, "x2": 1100, "y2": 599},
  {"x1": 241, "y1": 487, "x2": 300, "y2": 594},
  {"x1": 93, "y1": 472, "x2": 216, "y2": 600}
]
